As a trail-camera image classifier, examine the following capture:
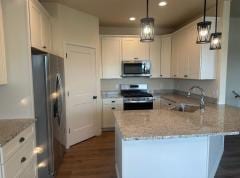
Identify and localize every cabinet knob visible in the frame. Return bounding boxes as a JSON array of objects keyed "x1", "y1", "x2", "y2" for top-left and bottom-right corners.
[
  {"x1": 93, "y1": 96, "x2": 97, "y2": 100},
  {"x1": 134, "y1": 57, "x2": 139, "y2": 60},
  {"x1": 43, "y1": 46, "x2": 47, "y2": 49},
  {"x1": 19, "y1": 137, "x2": 25, "y2": 143},
  {"x1": 112, "y1": 107, "x2": 116, "y2": 110},
  {"x1": 160, "y1": 75, "x2": 163, "y2": 77},
  {"x1": 184, "y1": 75, "x2": 188, "y2": 78},
  {"x1": 111, "y1": 101, "x2": 116, "y2": 103},
  {"x1": 21, "y1": 157, "x2": 27, "y2": 163}
]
